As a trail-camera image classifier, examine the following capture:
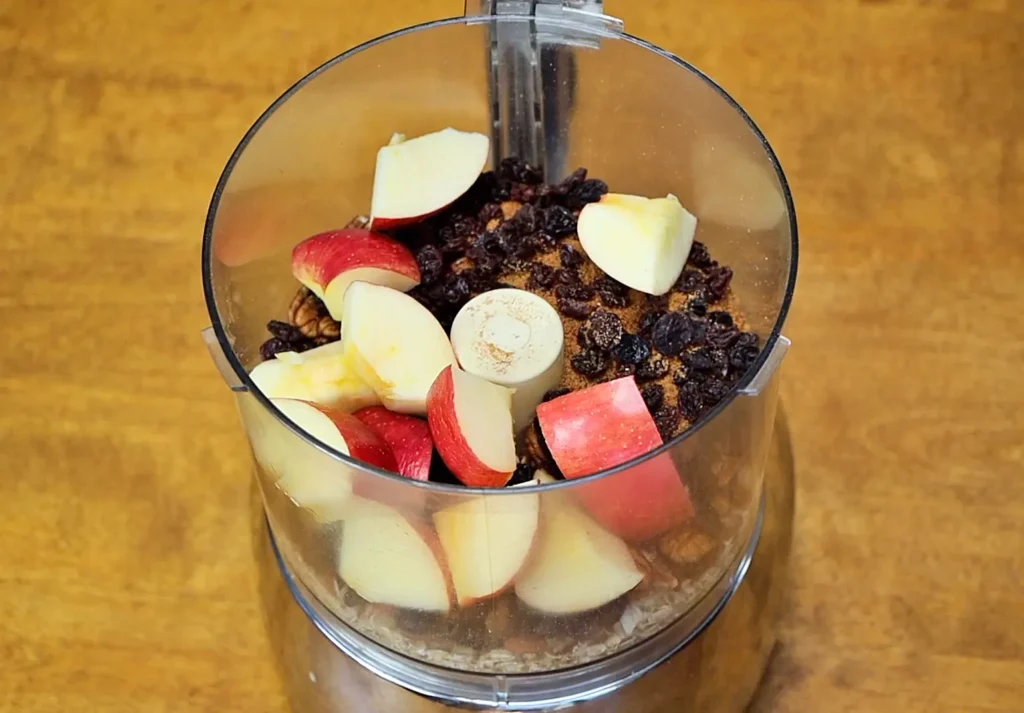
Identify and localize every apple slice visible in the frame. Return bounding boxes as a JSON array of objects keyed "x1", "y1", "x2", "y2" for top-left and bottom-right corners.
[
  {"x1": 249, "y1": 341, "x2": 380, "y2": 412},
  {"x1": 536, "y1": 377, "x2": 694, "y2": 541},
  {"x1": 369, "y1": 128, "x2": 490, "y2": 229},
  {"x1": 514, "y1": 496, "x2": 643, "y2": 614},
  {"x1": 433, "y1": 491, "x2": 540, "y2": 606},
  {"x1": 338, "y1": 497, "x2": 455, "y2": 612},
  {"x1": 260, "y1": 398, "x2": 397, "y2": 522},
  {"x1": 291, "y1": 228, "x2": 421, "y2": 320},
  {"x1": 577, "y1": 193, "x2": 697, "y2": 296},
  {"x1": 353, "y1": 406, "x2": 432, "y2": 481},
  {"x1": 340, "y1": 281, "x2": 457, "y2": 415},
  {"x1": 426, "y1": 365, "x2": 516, "y2": 487}
]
